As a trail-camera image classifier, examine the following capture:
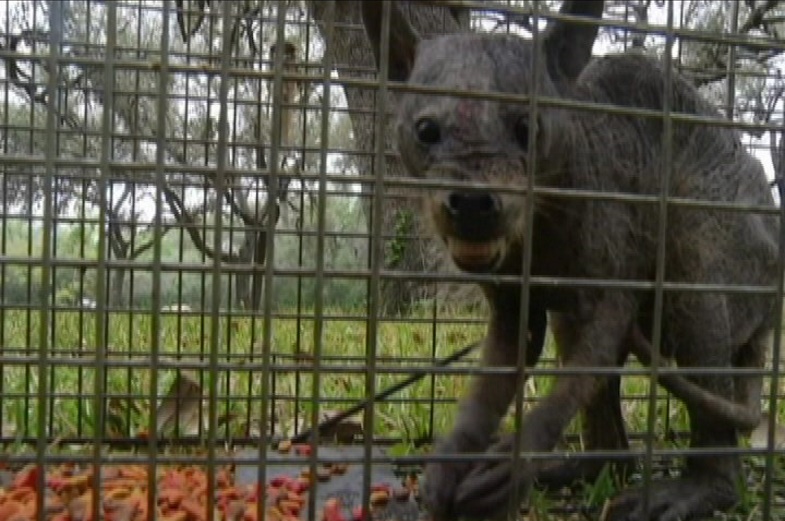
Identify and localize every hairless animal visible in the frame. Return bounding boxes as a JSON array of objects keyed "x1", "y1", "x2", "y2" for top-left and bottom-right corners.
[{"x1": 360, "y1": 2, "x2": 780, "y2": 520}]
